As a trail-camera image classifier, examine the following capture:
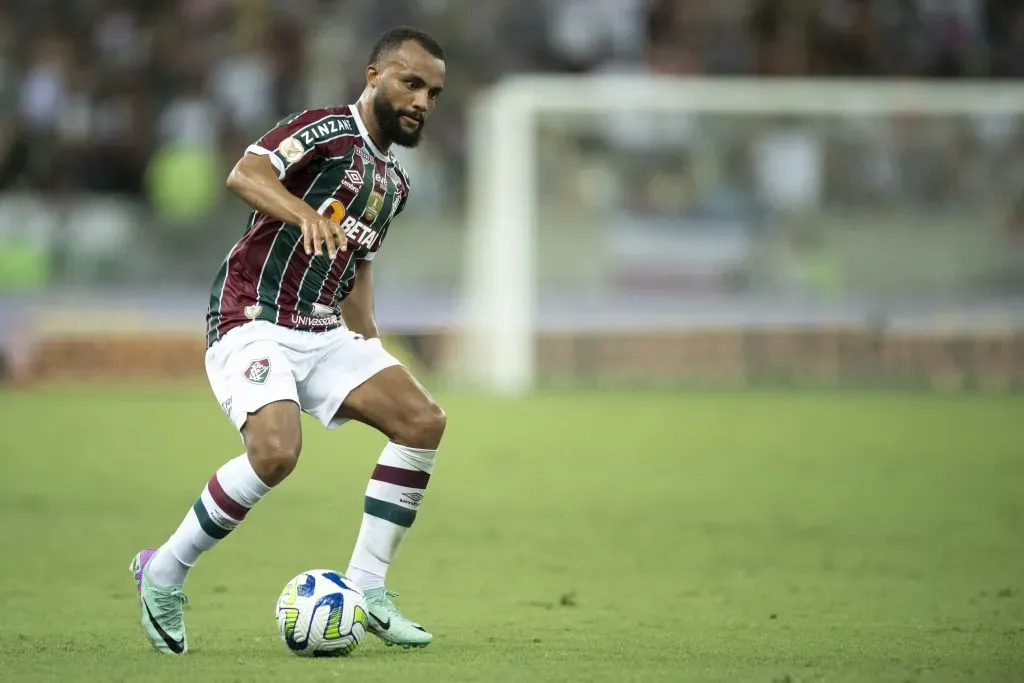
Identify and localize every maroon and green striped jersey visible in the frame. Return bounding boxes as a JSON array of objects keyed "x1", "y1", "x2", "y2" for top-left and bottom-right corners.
[{"x1": 205, "y1": 105, "x2": 411, "y2": 347}]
